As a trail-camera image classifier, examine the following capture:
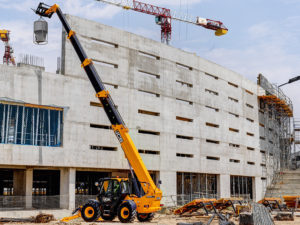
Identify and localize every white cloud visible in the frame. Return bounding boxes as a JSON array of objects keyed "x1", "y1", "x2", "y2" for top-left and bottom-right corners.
[
  {"x1": 63, "y1": 0, "x2": 121, "y2": 20},
  {"x1": 0, "y1": 0, "x2": 36, "y2": 12}
]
